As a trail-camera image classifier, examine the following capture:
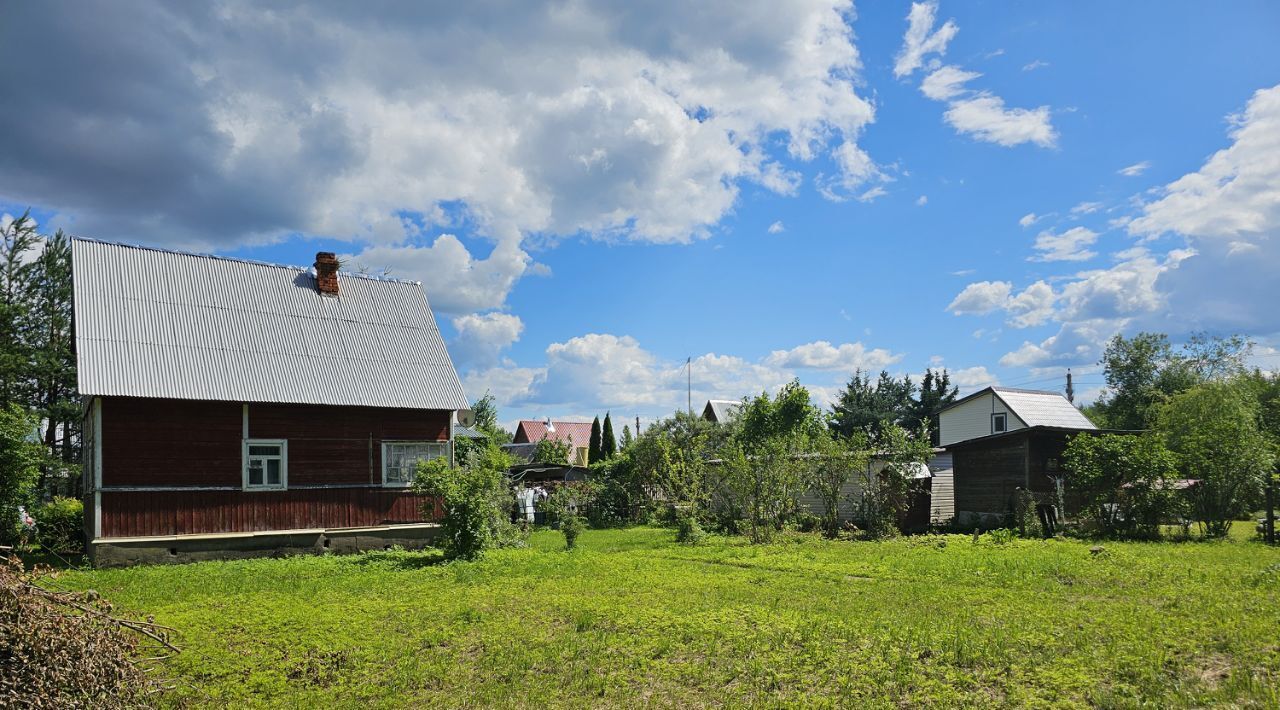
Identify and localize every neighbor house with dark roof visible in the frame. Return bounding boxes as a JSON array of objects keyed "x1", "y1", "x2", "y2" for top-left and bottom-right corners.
[
  {"x1": 937, "y1": 386, "x2": 1109, "y2": 528},
  {"x1": 74, "y1": 239, "x2": 469, "y2": 566}
]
